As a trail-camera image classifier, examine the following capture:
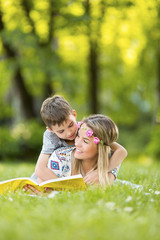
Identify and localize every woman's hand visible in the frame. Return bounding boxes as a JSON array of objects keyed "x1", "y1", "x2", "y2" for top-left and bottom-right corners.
[
  {"x1": 83, "y1": 170, "x2": 99, "y2": 185},
  {"x1": 84, "y1": 170, "x2": 115, "y2": 185}
]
